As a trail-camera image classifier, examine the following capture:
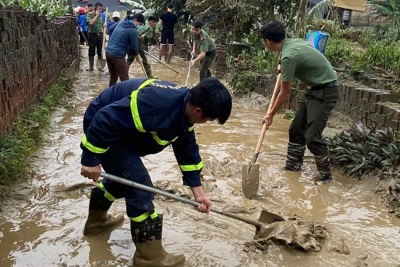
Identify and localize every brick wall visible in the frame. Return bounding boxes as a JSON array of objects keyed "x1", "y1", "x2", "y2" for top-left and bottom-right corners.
[
  {"x1": 253, "y1": 75, "x2": 400, "y2": 131},
  {"x1": 0, "y1": 6, "x2": 78, "y2": 138}
]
